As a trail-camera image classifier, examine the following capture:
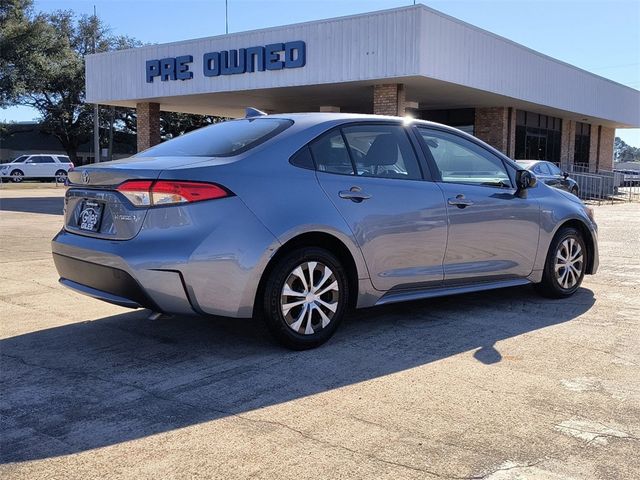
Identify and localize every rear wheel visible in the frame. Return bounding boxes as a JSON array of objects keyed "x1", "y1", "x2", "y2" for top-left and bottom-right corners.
[
  {"x1": 262, "y1": 247, "x2": 349, "y2": 350},
  {"x1": 535, "y1": 227, "x2": 586, "y2": 298},
  {"x1": 55, "y1": 170, "x2": 67, "y2": 183},
  {"x1": 10, "y1": 170, "x2": 24, "y2": 183}
]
